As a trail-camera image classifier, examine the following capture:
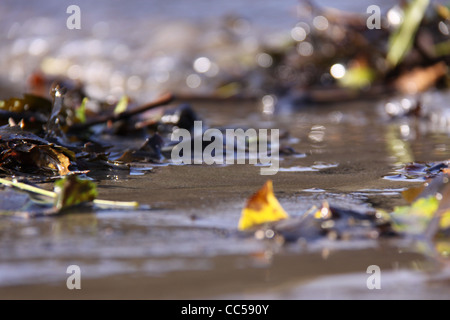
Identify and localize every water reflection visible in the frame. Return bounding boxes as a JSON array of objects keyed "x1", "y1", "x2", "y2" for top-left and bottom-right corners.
[
  {"x1": 308, "y1": 125, "x2": 326, "y2": 143},
  {"x1": 385, "y1": 124, "x2": 414, "y2": 165}
]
